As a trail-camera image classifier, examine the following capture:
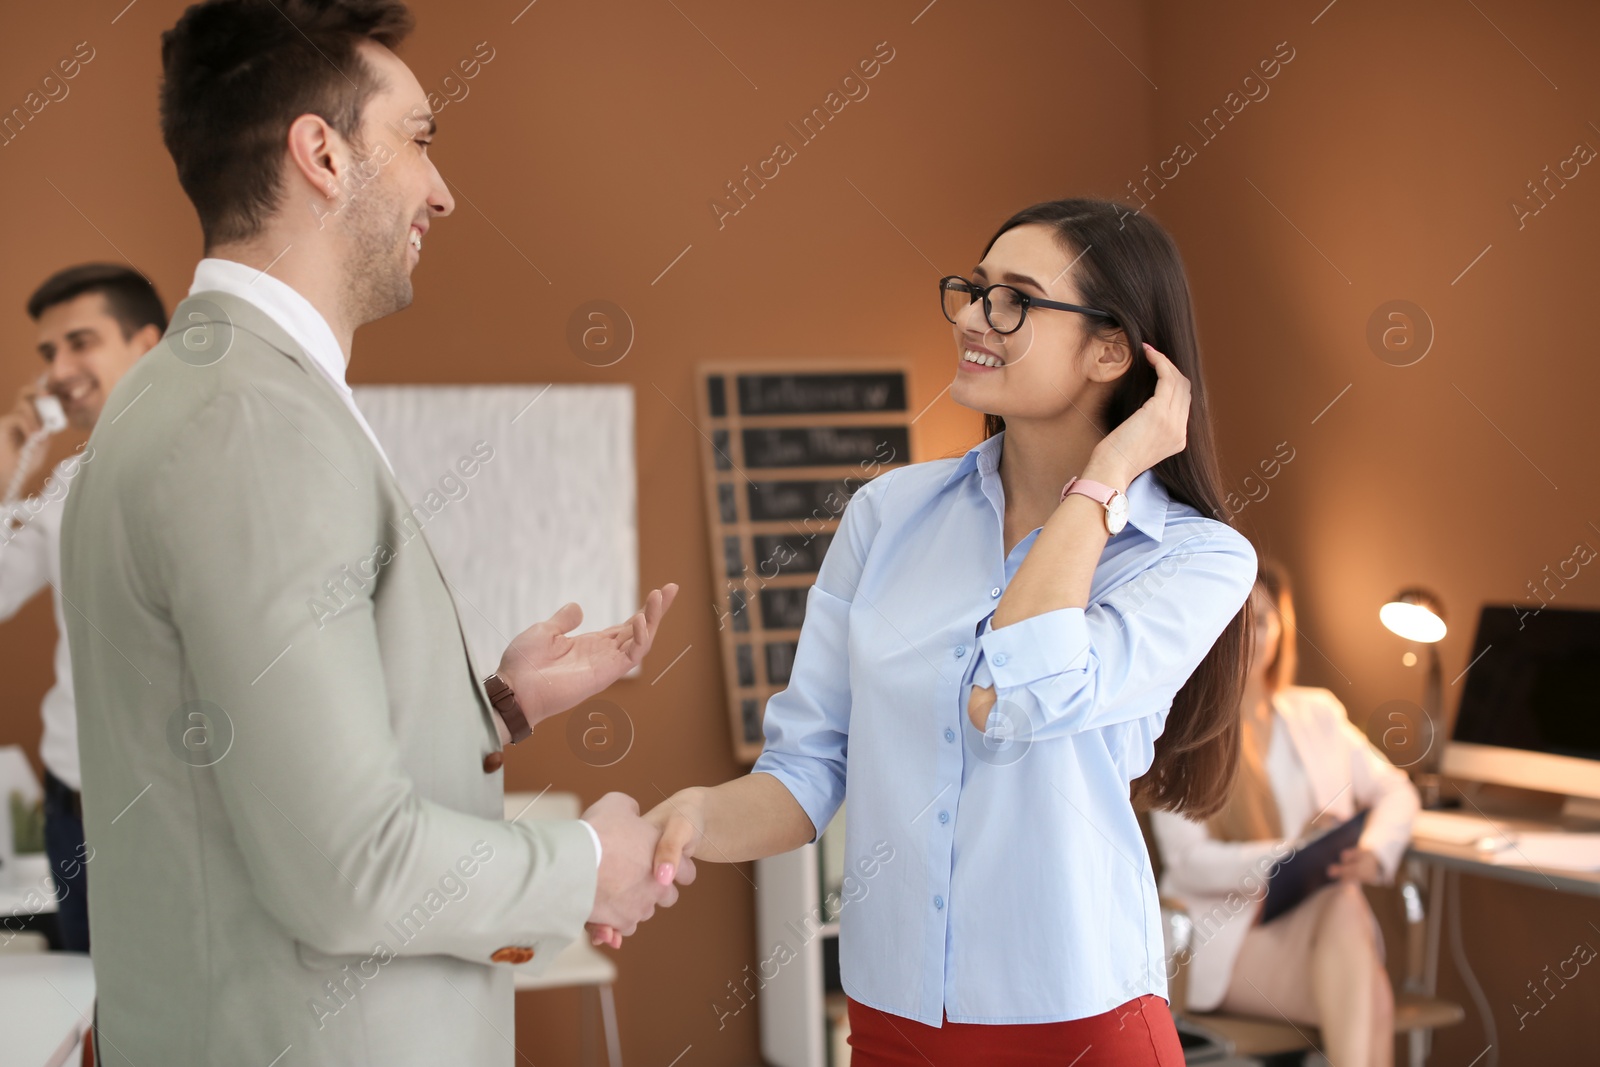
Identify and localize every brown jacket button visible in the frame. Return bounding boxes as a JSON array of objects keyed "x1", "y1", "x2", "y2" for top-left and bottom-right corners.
[
  {"x1": 482, "y1": 751, "x2": 504, "y2": 773},
  {"x1": 491, "y1": 946, "x2": 535, "y2": 964}
]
